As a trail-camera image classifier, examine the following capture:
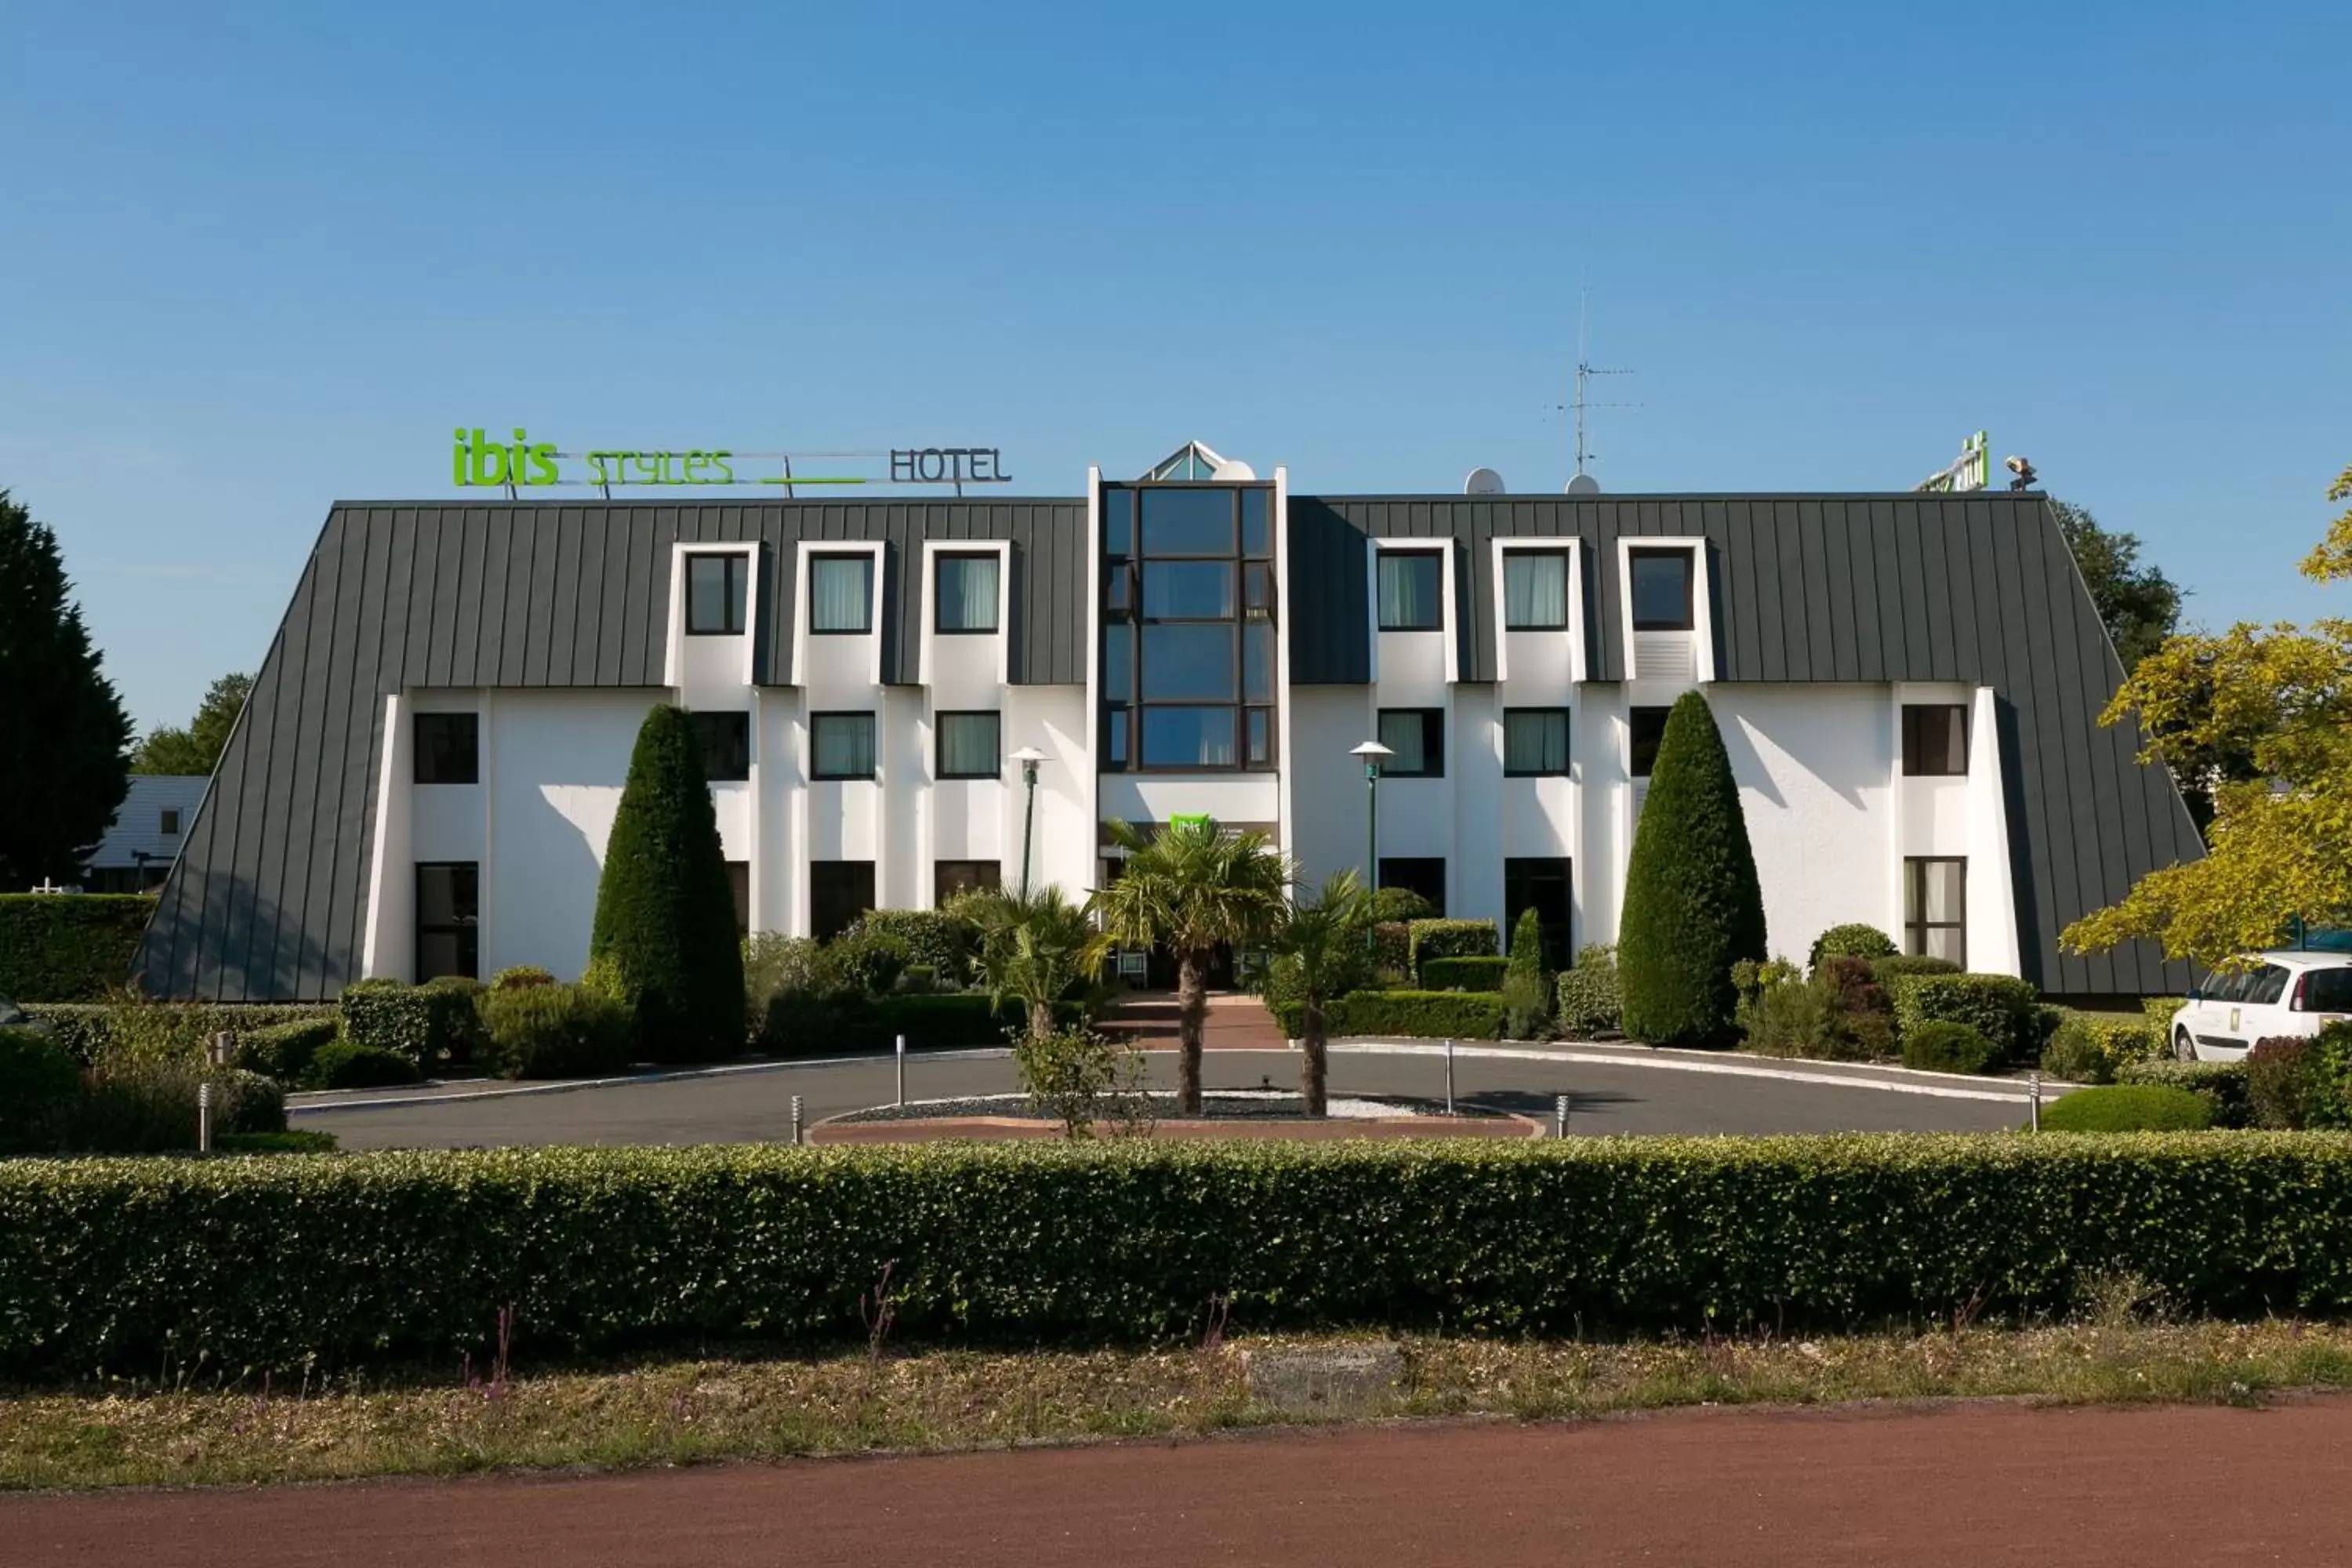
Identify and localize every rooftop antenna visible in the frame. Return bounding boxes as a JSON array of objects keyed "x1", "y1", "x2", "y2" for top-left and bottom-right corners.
[{"x1": 1549, "y1": 289, "x2": 1638, "y2": 492}]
